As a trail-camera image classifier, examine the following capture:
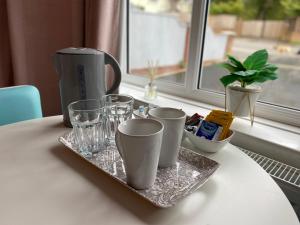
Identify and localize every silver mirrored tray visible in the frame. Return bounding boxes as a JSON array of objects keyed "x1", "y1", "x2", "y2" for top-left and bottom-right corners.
[{"x1": 58, "y1": 132, "x2": 219, "y2": 208}]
